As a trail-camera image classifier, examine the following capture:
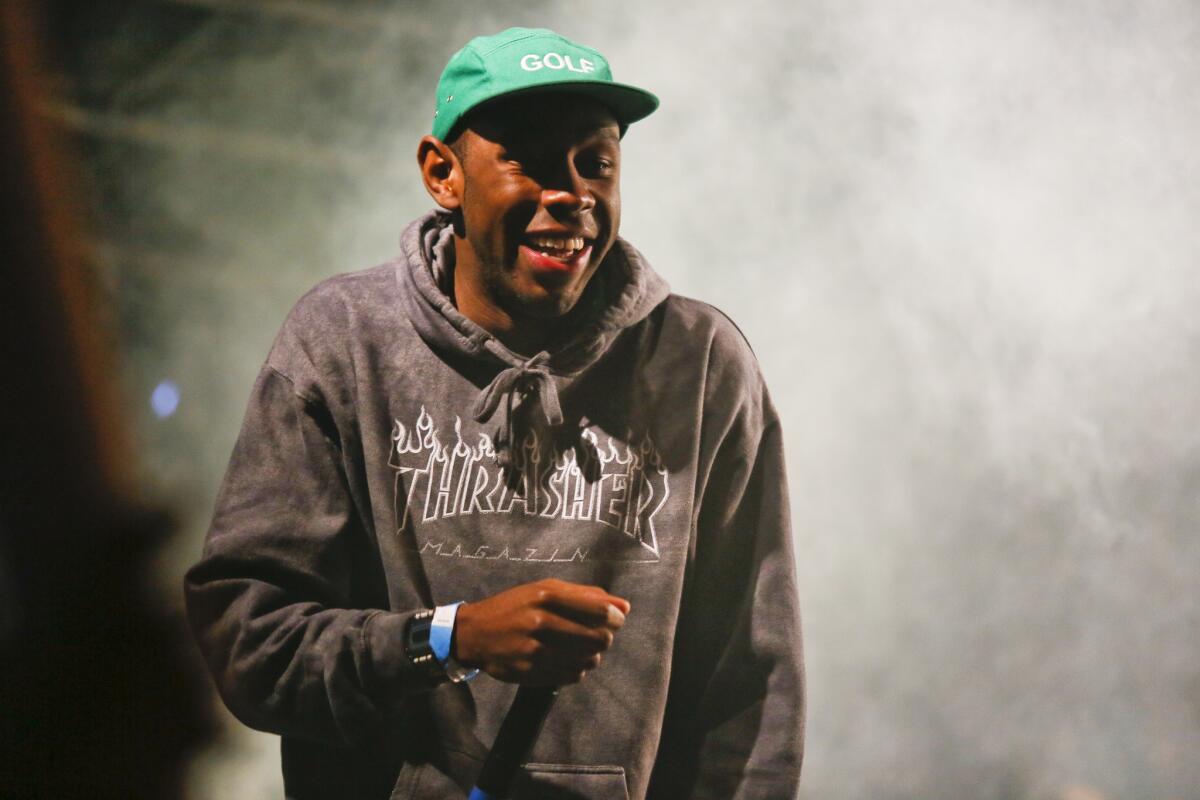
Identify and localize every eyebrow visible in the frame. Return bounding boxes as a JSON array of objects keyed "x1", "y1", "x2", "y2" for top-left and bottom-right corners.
[
  {"x1": 572, "y1": 124, "x2": 621, "y2": 146},
  {"x1": 498, "y1": 127, "x2": 622, "y2": 152}
]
